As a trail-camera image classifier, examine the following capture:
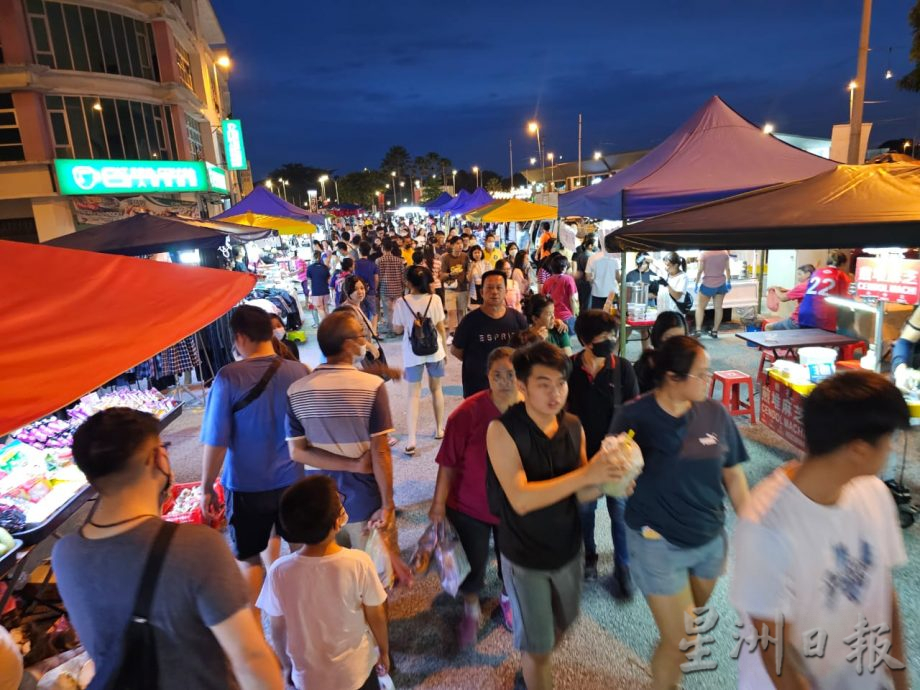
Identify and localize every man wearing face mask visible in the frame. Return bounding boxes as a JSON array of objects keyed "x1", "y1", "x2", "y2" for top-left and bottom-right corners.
[
  {"x1": 566, "y1": 310, "x2": 639, "y2": 596},
  {"x1": 483, "y1": 232, "x2": 502, "y2": 268},
  {"x1": 200, "y1": 305, "x2": 311, "y2": 608},
  {"x1": 53, "y1": 409, "x2": 283, "y2": 690}
]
